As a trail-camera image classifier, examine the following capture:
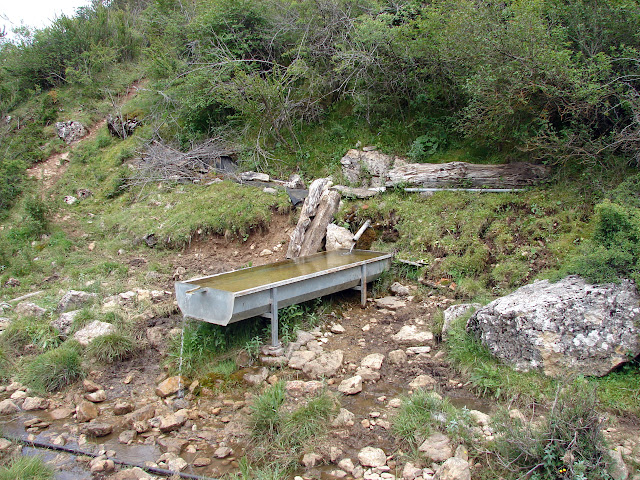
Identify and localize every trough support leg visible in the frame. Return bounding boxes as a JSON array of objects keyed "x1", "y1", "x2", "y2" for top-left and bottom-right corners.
[
  {"x1": 360, "y1": 264, "x2": 367, "y2": 308},
  {"x1": 270, "y1": 287, "x2": 280, "y2": 347}
]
